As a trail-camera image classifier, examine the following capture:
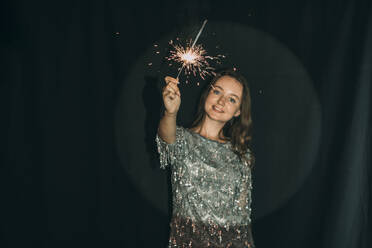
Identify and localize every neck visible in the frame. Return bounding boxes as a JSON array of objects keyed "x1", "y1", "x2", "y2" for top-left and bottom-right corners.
[{"x1": 195, "y1": 115, "x2": 226, "y2": 141}]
